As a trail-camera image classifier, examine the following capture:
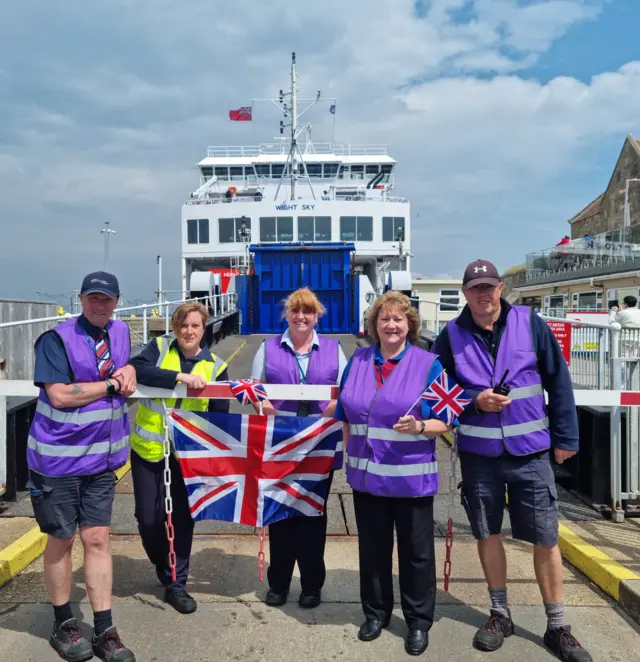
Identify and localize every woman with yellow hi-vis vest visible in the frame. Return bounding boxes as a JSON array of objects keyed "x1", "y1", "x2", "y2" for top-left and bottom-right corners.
[{"x1": 129, "y1": 302, "x2": 229, "y2": 615}]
